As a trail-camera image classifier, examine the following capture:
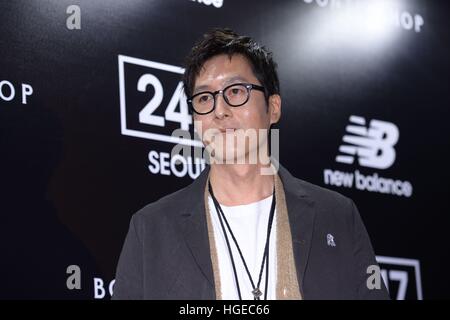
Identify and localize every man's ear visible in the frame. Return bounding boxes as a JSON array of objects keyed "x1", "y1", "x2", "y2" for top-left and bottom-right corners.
[{"x1": 268, "y1": 94, "x2": 281, "y2": 125}]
